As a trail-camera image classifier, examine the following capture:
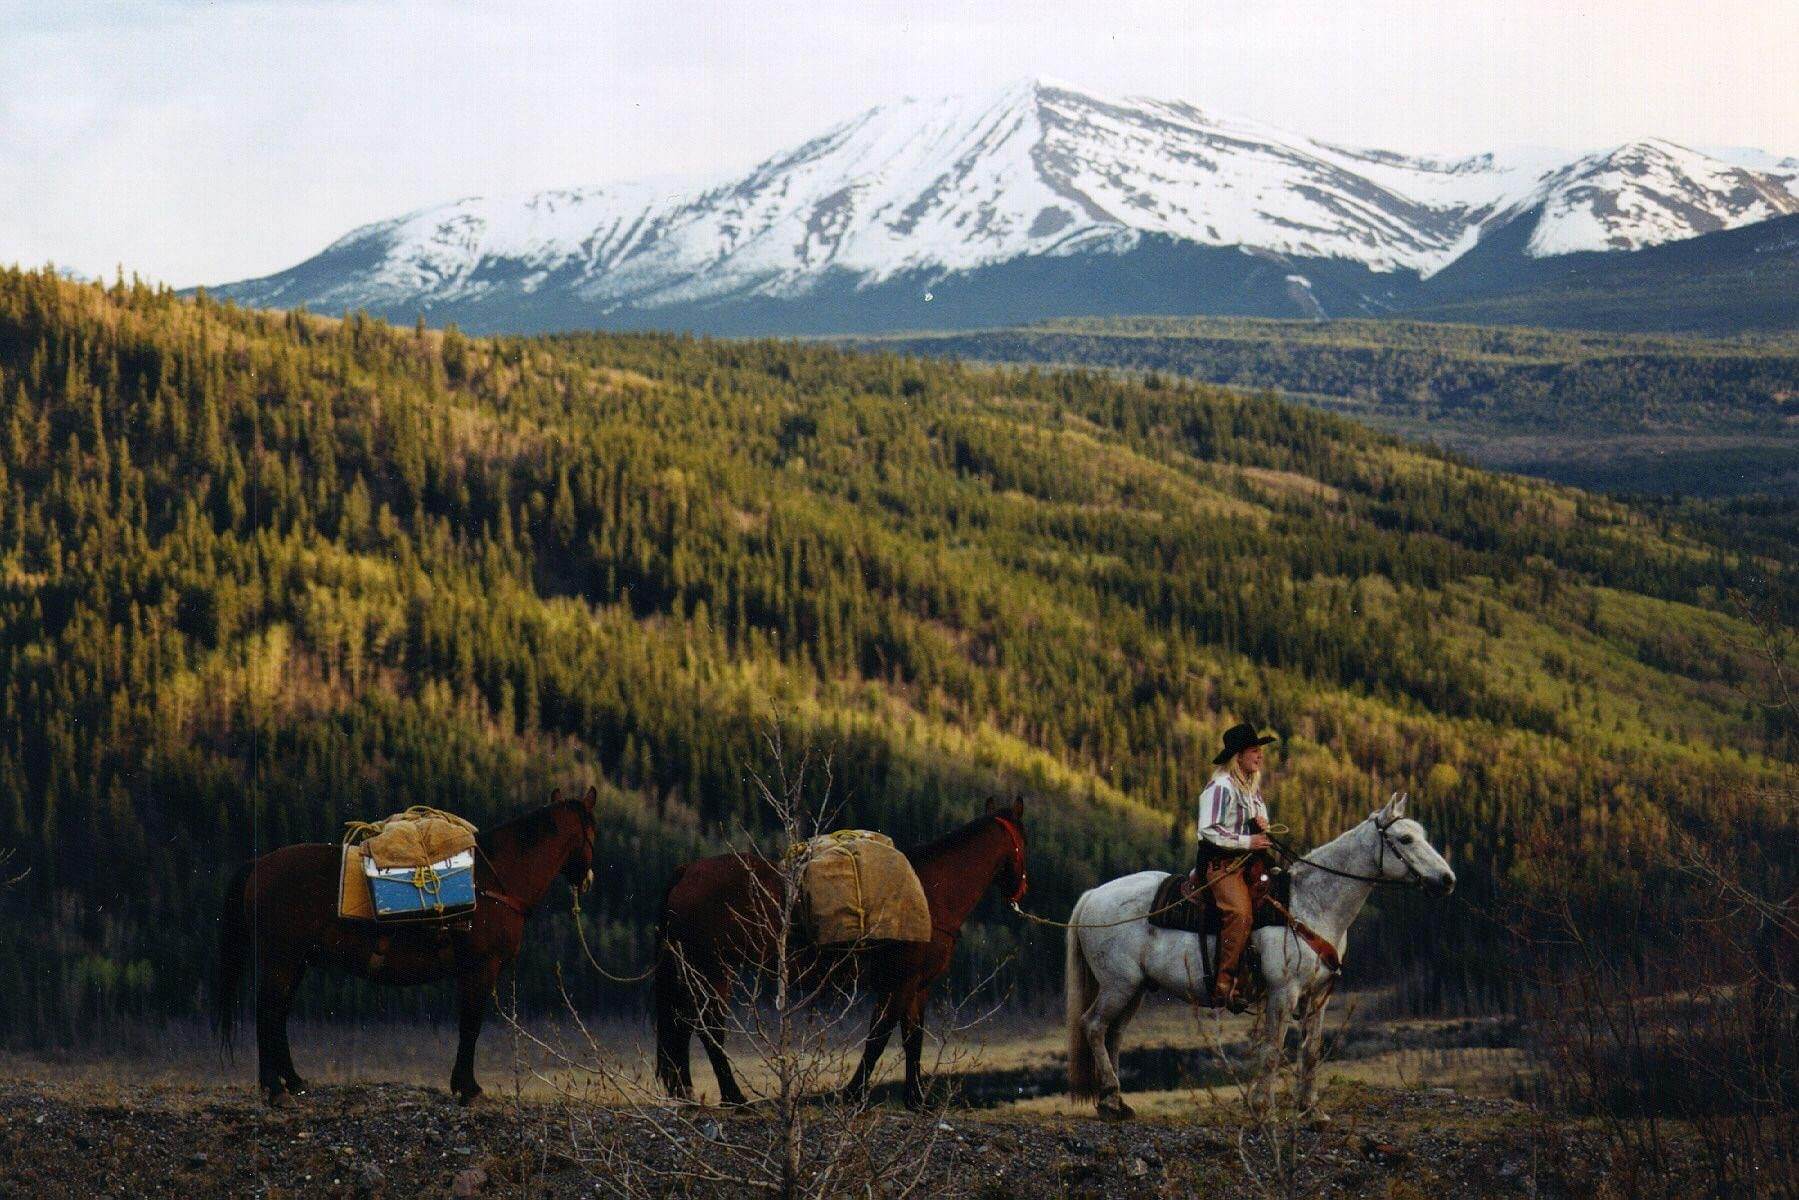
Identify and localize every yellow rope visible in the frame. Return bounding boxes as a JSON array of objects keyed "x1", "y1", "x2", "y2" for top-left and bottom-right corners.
[
  {"x1": 568, "y1": 890, "x2": 656, "y2": 984},
  {"x1": 409, "y1": 864, "x2": 446, "y2": 912}
]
